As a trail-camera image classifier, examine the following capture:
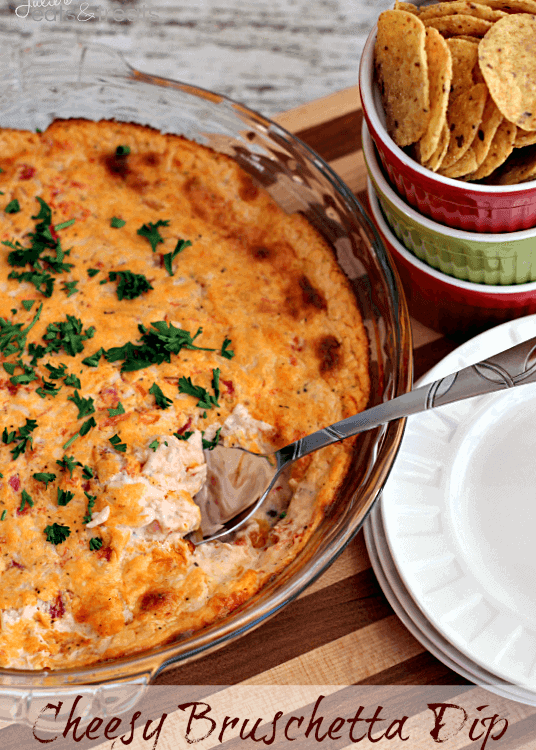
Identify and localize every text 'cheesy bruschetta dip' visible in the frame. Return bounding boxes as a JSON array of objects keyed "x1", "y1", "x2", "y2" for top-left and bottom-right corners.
[{"x1": 0, "y1": 120, "x2": 370, "y2": 669}]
